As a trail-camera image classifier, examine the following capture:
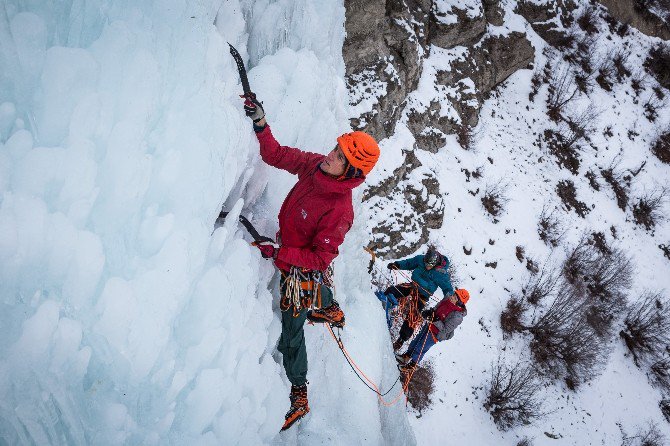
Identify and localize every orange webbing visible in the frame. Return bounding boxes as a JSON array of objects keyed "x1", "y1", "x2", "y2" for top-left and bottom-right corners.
[
  {"x1": 324, "y1": 318, "x2": 434, "y2": 407},
  {"x1": 394, "y1": 285, "x2": 423, "y2": 330}
]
